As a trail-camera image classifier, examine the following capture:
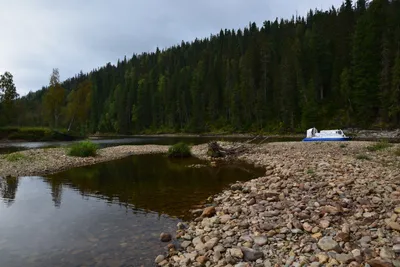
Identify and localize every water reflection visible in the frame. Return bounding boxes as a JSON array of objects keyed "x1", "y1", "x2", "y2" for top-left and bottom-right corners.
[
  {"x1": 0, "y1": 176, "x2": 19, "y2": 206},
  {"x1": 49, "y1": 180, "x2": 63, "y2": 208},
  {"x1": 0, "y1": 154, "x2": 264, "y2": 267},
  {"x1": 43, "y1": 154, "x2": 264, "y2": 219}
]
